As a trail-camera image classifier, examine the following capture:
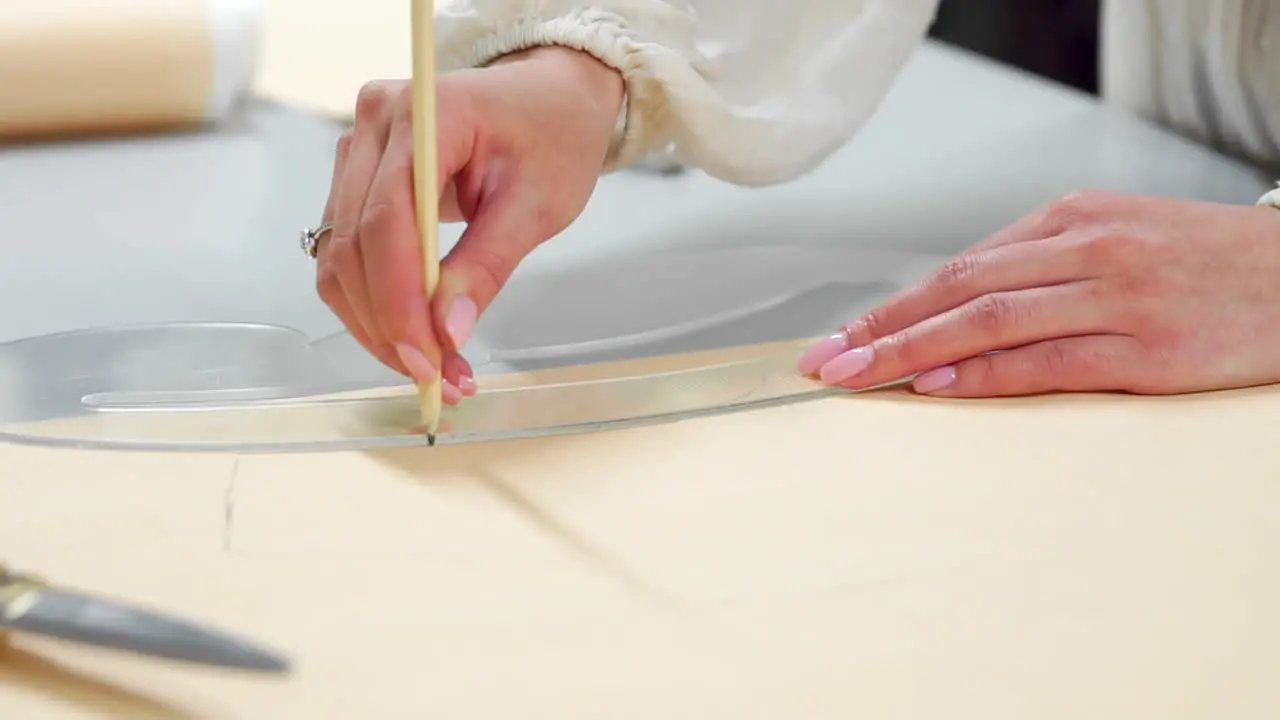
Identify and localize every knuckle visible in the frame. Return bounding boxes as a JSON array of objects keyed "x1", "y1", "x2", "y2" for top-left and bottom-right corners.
[
  {"x1": 881, "y1": 331, "x2": 925, "y2": 369},
  {"x1": 335, "y1": 129, "x2": 355, "y2": 158},
  {"x1": 1057, "y1": 188, "x2": 1110, "y2": 213},
  {"x1": 852, "y1": 309, "x2": 888, "y2": 341},
  {"x1": 357, "y1": 200, "x2": 398, "y2": 243},
  {"x1": 966, "y1": 293, "x2": 1022, "y2": 336},
  {"x1": 354, "y1": 80, "x2": 396, "y2": 123},
  {"x1": 1042, "y1": 189, "x2": 1107, "y2": 231},
  {"x1": 325, "y1": 233, "x2": 359, "y2": 267},
  {"x1": 392, "y1": 88, "x2": 415, "y2": 125},
  {"x1": 466, "y1": 245, "x2": 517, "y2": 299},
  {"x1": 315, "y1": 263, "x2": 341, "y2": 303},
  {"x1": 959, "y1": 353, "x2": 998, "y2": 389},
  {"x1": 1076, "y1": 230, "x2": 1144, "y2": 268},
  {"x1": 1110, "y1": 266, "x2": 1159, "y2": 301},
  {"x1": 931, "y1": 253, "x2": 980, "y2": 292},
  {"x1": 531, "y1": 202, "x2": 567, "y2": 240},
  {"x1": 1039, "y1": 341, "x2": 1073, "y2": 378}
]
